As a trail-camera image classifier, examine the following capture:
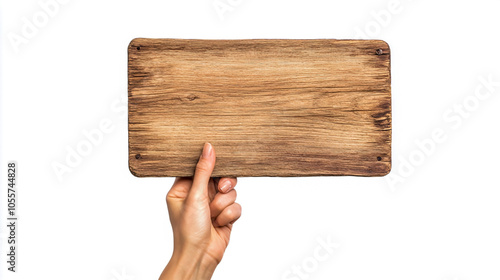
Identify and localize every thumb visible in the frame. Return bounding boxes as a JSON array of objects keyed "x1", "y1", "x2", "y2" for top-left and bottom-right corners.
[{"x1": 188, "y1": 143, "x2": 215, "y2": 201}]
